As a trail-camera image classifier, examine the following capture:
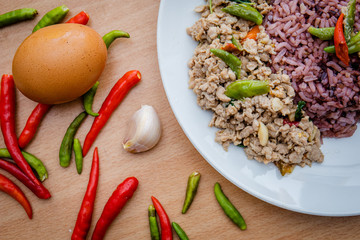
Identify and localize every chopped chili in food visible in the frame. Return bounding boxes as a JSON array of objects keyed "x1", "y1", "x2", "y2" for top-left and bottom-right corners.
[{"x1": 334, "y1": 13, "x2": 350, "y2": 66}]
